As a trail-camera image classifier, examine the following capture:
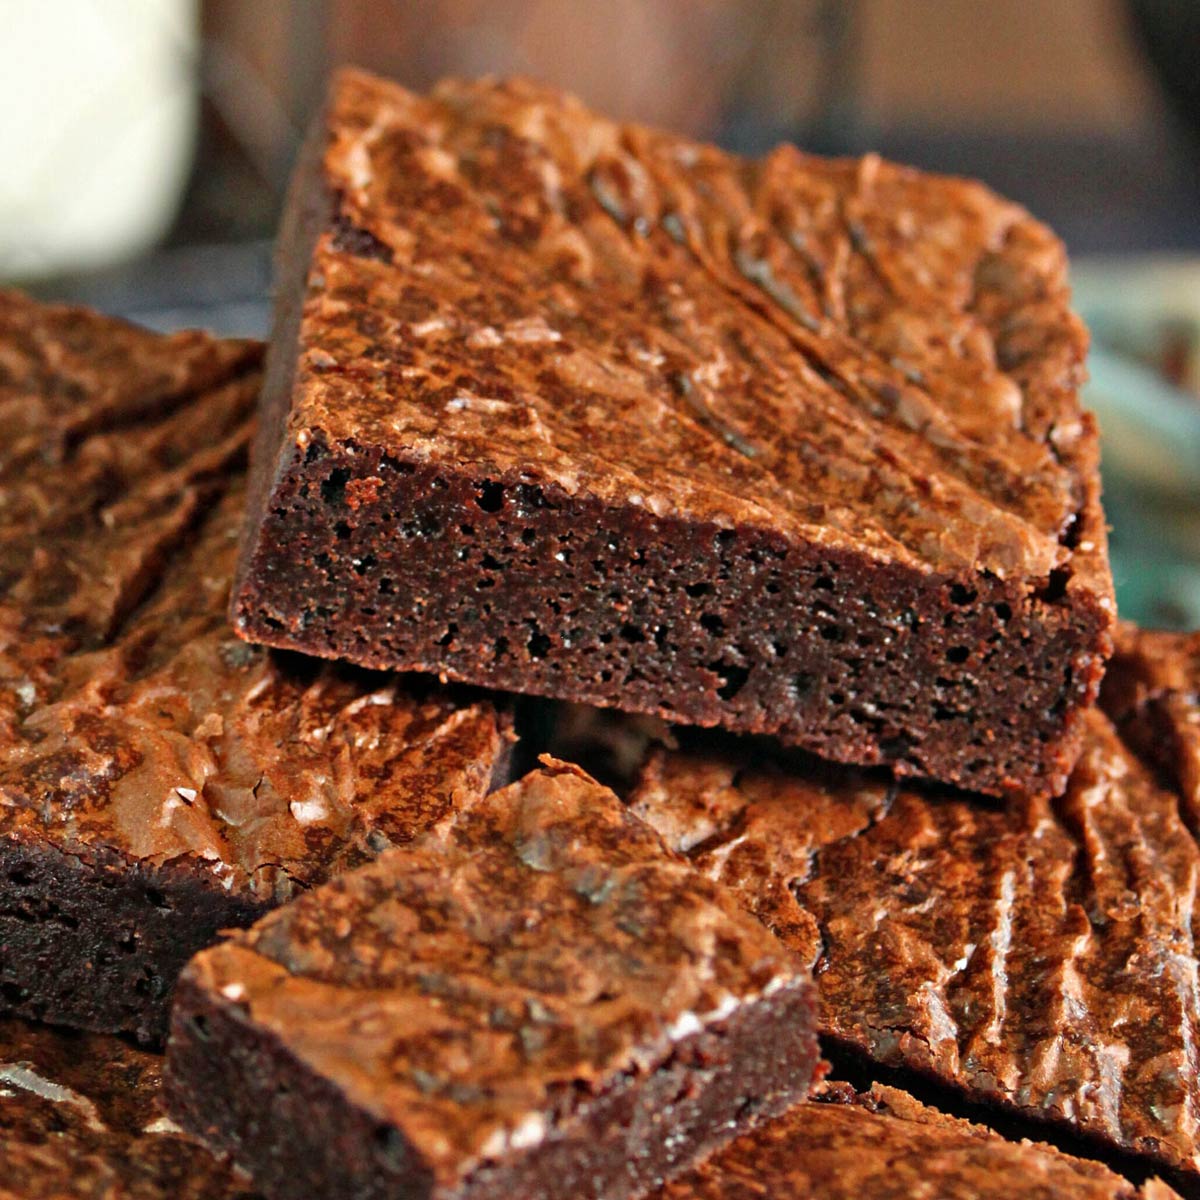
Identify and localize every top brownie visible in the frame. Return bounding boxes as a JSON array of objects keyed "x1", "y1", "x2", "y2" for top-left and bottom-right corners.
[
  {"x1": 0, "y1": 290, "x2": 507, "y2": 1041},
  {"x1": 233, "y1": 69, "x2": 1114, "y2": 798}
]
